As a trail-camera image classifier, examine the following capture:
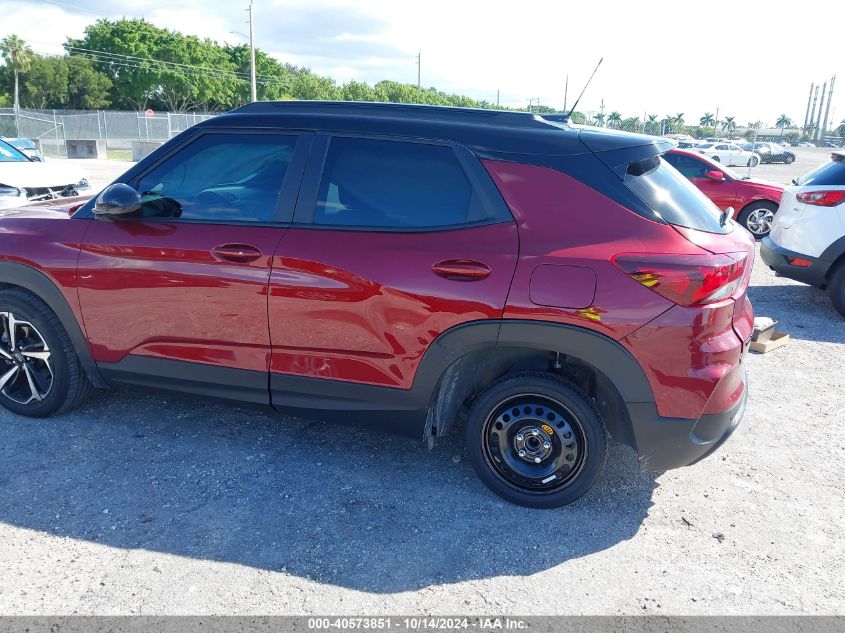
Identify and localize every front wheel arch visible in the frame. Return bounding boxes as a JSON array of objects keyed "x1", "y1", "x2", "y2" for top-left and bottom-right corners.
[{"x1": 0, "y1": 262, "x2": 107, "y2": 388}]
